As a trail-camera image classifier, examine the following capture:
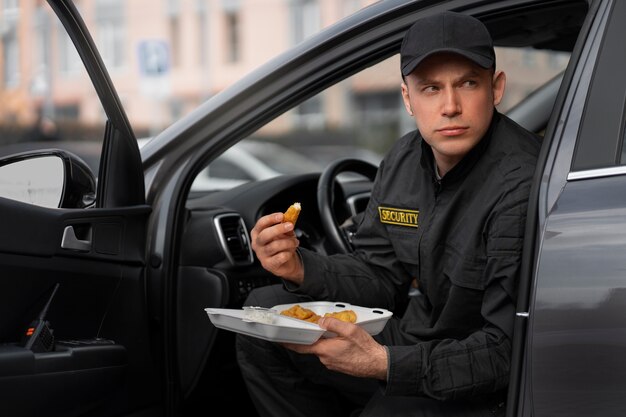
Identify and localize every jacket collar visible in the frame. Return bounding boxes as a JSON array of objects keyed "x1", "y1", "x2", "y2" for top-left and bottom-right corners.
[{"x1": 419, "y1": 110, "x2": 500, "y2": 185}]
